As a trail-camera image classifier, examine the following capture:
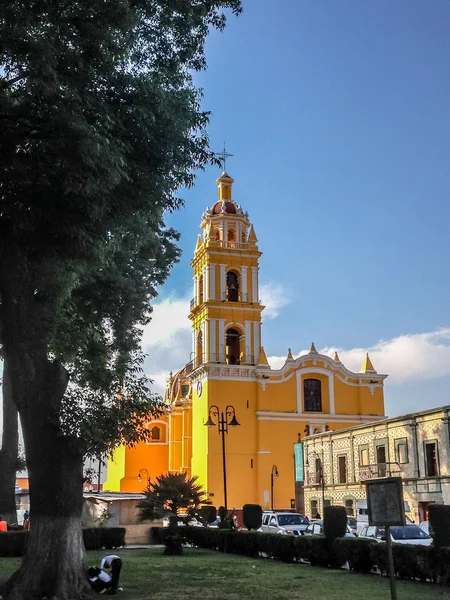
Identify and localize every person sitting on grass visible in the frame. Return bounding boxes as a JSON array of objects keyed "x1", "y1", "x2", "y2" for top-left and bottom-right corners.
[{"x1": 87, "y1": 566, "x2": 111, "y2": 594}]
